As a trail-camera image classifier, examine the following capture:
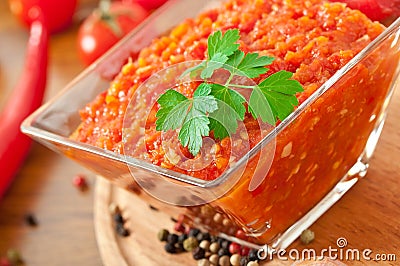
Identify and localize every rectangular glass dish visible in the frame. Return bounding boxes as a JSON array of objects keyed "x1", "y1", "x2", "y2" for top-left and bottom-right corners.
[{"x1": 21, "y1": 0, "x2": 400, "y2": 251}]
